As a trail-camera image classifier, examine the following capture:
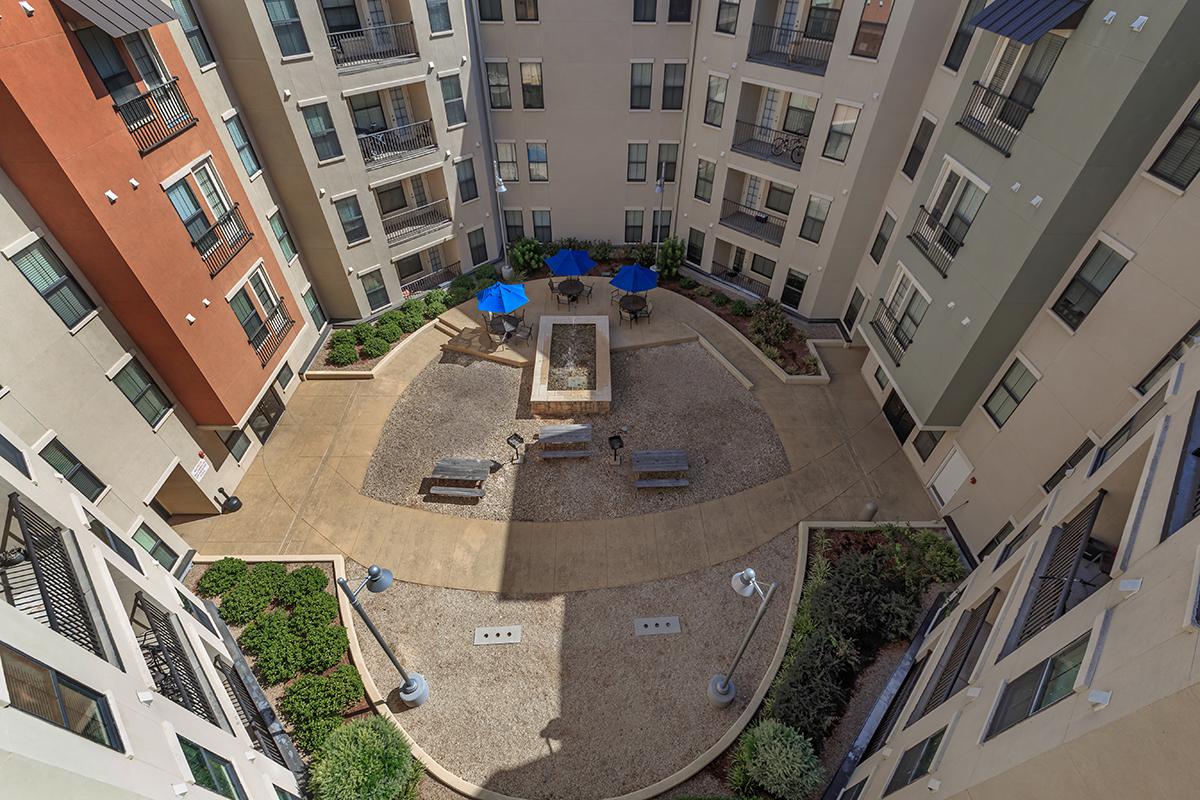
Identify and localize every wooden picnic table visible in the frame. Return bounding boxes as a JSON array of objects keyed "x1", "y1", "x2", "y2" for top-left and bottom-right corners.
[
  {"x1": 538, "y1": 424, "x2": 593, "y2": 459},
  {"x1": 431, "y1": 458, "x2": 492, "y2": 482},
  {"x1": 631, "y1": 450, "x2": 689, "y2": 474}
]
